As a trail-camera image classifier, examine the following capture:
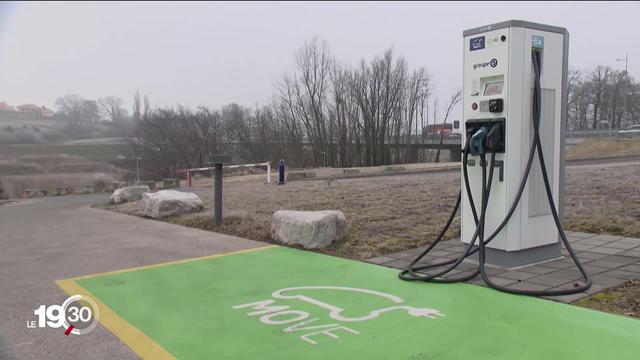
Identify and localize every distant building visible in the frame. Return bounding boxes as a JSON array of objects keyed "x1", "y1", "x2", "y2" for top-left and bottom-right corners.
[
  {"x1": 425, "y1": 123, "x2": 453, "y2": 136},
  {"x1": 0, "y1": 101, "x2": 15, "y2": 112},
  {"x1": 16, "y1": 104, "x2": 55, "y2": 118},
  {"x1": 17, "y1": 104, "x2": 42, "y2": 113}
]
